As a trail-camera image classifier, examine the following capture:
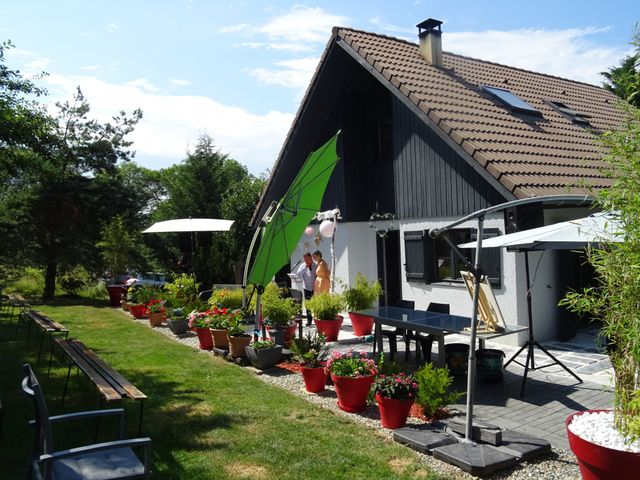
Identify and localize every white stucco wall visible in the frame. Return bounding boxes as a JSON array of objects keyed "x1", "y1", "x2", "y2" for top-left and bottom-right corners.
[{"x1": 289, "y1": 216, "x2": 569, "y2": 346}]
